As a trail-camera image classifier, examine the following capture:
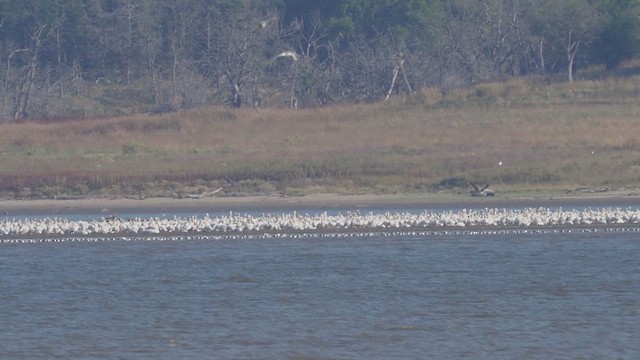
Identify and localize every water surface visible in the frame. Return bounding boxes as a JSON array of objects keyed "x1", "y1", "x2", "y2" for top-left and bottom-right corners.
[{"x1": 1, "y1": 231, "x2": 639, "y2": 359}]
